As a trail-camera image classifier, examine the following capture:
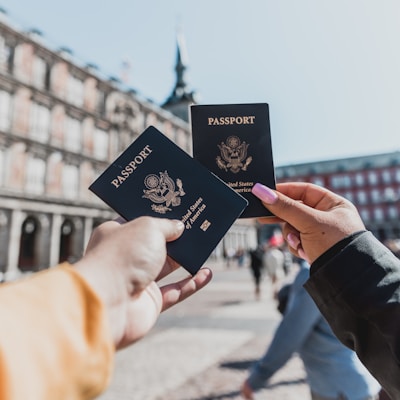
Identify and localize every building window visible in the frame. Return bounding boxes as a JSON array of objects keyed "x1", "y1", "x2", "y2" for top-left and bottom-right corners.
[
  {"x1": 311, "y1": 177, "x2": 324, "y2": 186},
  {"x1": 62, "y1": 164, "x2": 79, "y2": 199},
  {"x1": 371, "y1": 189, "x2": 380, "y2": 204},
  {"x1": 32, "y1": 56, "x2": 50, "y2": 90},
  {"x1": 67, "y1": 75, "x2": 84, "y2": 107},
  {"x1": 357, "y1": 191, "x2": 368, "y2": 205},
  {"x1": 25, "y1": 156, "x2": 45, "y2": 194},
  {"x1": 0, "y1": 89, "x2": 11, "y2": 131},
  {"x1": 343, "y1": 191, "x2": 354, "y2": 202},
  {"x1": 30, "y1": 102, "x2": 50, "y2": 142},
  {"x1": 374, "y1": 208, "x2": 384, "y2": 221},
  {"x1": 330, "y1": 175, "x2": 340, "y2": 189},
  {"x1": 0, "y1": 36, "x2": 14, "y2": 73},
  {"x1": 355, "y1": 173, "x2": 365, "y2": 187},
  {"x1": 64, "y1": 116, "x2": 81, "y2": 152},
  {"x1": 96, "y1": 89, "x2": 107, "y2": 116},
  {"x1": 343, "y1": 175, "x2": 351, "y2": 188},
  {"x1": 93, "y1": 128, "x2": 108, "y2": 160},
  {"x1": 368, "y1": 171, "x2": 378, "y2": 186},
  {"x1": 382, "y1": 169, "x2": 392, "y2": 184},
  {"x1": 360, "y1": 209, "x2": 370, "y2": 222},
  {"x1": 388, "y1": 206, "x2": 399, "y2": 220},
  {"x1": 395, "y1": 169, "x2": 400, "y2": 183},
  {"x1": 331, "y1": 174, "x2": 351, "y2": 189}
]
